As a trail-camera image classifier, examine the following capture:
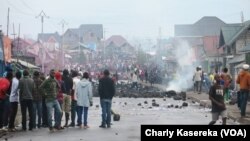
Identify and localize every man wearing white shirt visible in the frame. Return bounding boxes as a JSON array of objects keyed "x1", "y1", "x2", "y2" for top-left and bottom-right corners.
[
  {"x1": 193, "y1": 67, "x2": 202, "y2": 94},
  {"x1": 8, "y1": 71, "x2": 22, "y2": 131},
  {"x1": 70, "y1": 71, "x2": 80, "y2": 127}
]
